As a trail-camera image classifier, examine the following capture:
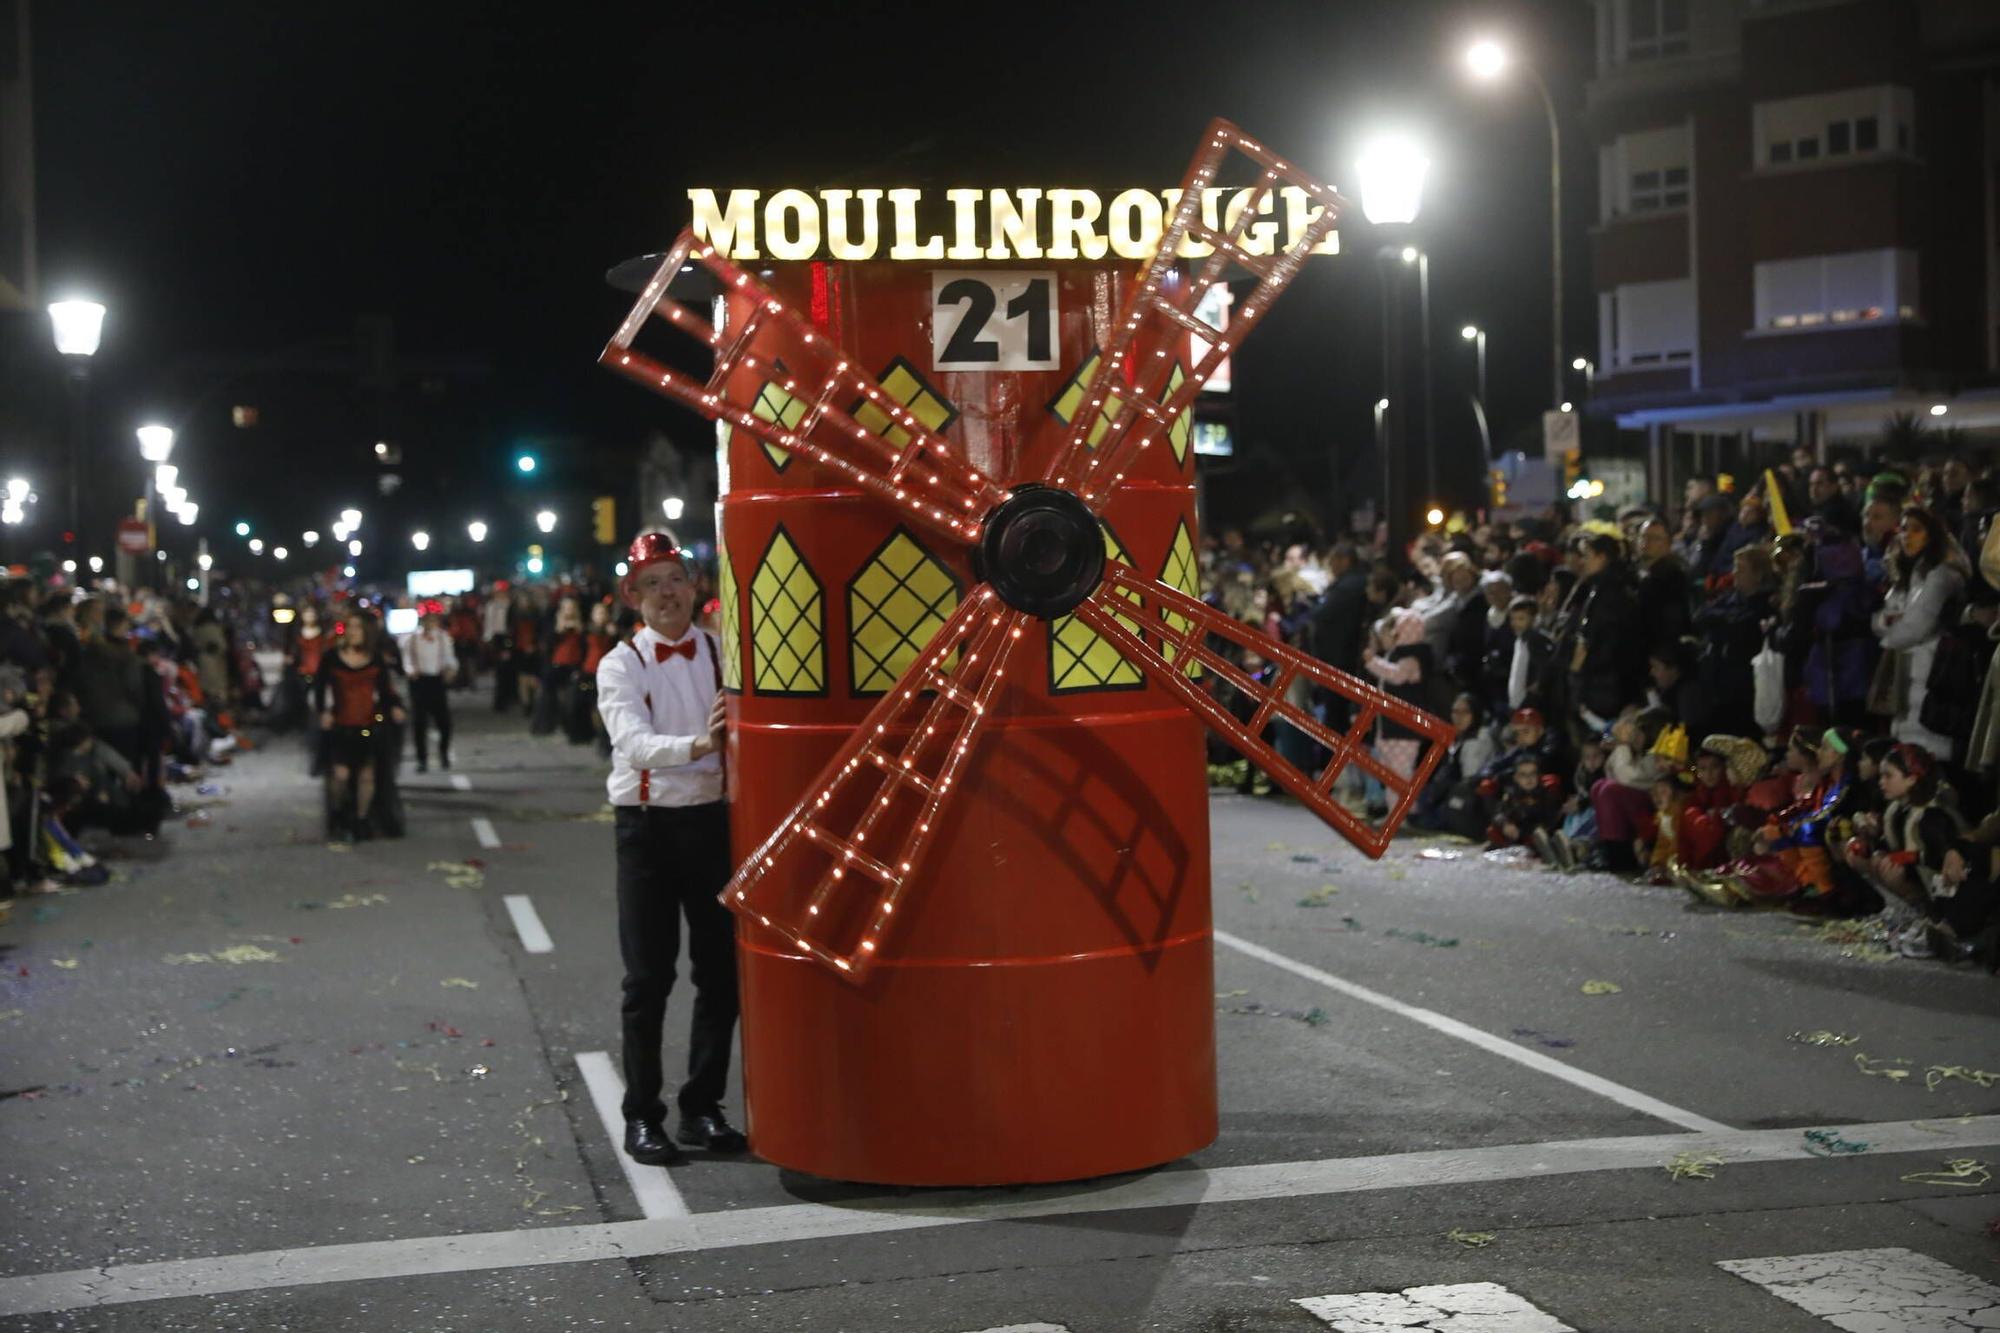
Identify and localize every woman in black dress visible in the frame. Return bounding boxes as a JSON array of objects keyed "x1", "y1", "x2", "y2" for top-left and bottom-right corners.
[{"x1": 312, "y1": 613, "x2": 405, "y2": 840}]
